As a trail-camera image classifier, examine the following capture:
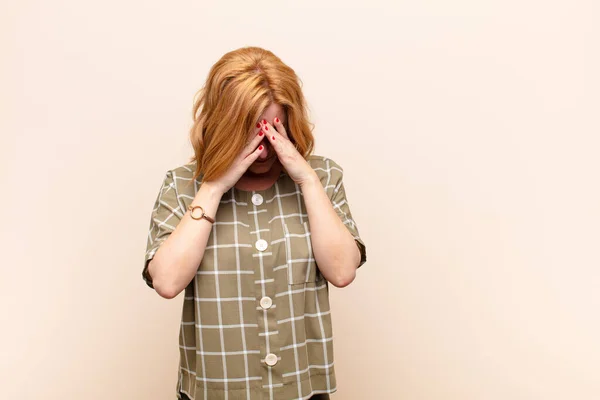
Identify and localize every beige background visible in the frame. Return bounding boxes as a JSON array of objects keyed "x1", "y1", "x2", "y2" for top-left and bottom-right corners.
[{"x1": 2, "y1": 0, "x2": 599, "y2": 399}]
